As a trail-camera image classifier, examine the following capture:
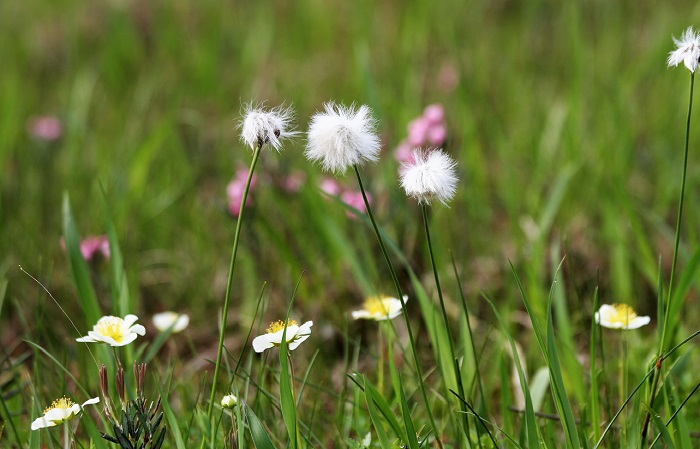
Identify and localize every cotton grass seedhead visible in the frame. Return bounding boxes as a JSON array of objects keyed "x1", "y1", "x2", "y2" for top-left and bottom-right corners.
[
  {"x1": 668, "y1": 26, "x2": 700, "y2": 73},
  {"x1": 240, "y1": 102, "x2": 297, "y2": 151},
  {"x1": 400, "y1": 148, "x2": 458, "y2": 205},
  {"x1": 305, "y1": 102, "x2": 381, "y2": 174}
]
